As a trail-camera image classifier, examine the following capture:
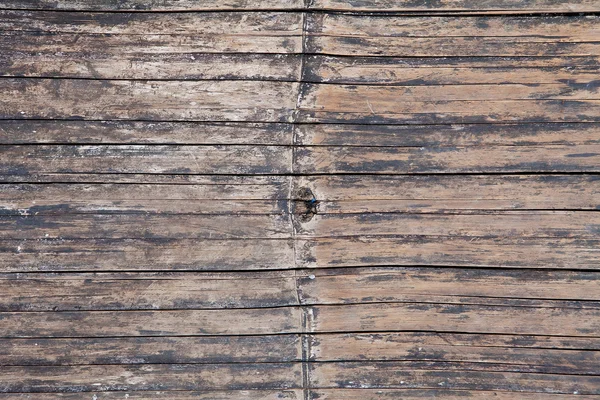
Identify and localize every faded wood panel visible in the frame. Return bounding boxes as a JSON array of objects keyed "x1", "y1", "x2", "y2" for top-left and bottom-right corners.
[
  {"x1": 0, "y1": 335, "x2": 301, "y2": 365},
  {"x1": 295, "y1": 145, "x2": 600, "y2": 173},
  {"x1": 311, "y1": 0, "x2": 600, "y2": 12},
  {"x1": 310, "y1": 363, "x2": 600, "y2": 394},
  {"x1": 0, "y1": 308, "x2": 302, "y2": 337},
  {"x1": 0, "y1": 0, "x2": 305, "y2": 11},
  {"x1": 0, "y1": 180, "x2": 290, "y2": 215},
  {"x1": 296, "y1": 84, "x2": 600, "y2": 124},
  {"x1": 309, "y1": 391, "x2": 595, "y2": 400},
  {"x1": 297, "y1": 212, "x2": 600, "y2": 239},
  {"x1": 311, "y1": 332, "x2": 600, "y2": 372},
  {"x1": 0, "y1": 238, "x2": 295, "y2": 272},
  {"x1": 0, "y1": 392, "x2": 304, "y2": 400},
  {"x1": 0, "y1": 121, "x2": 293, "y2": 145},
  {"x1": 311, "y1": 303, "x2": 600, "y2": 336},
  {"x1": 0, "y1": 214, "x2": 292, "y2": 239},
  {"x1": 0, "y1": 393, "x2": 304, "y2": 400},
  {"x1": 0, "y1": 79, "x2": 299, "y2": 122},
  {"x1": 0, "y1": 11, "x2": 303, "y2": 35},
  {"x1": 297, "y1": 175, "x2": 600, "y2": 213},
  {"x1": 3, "y1": 303, "x2": 599, "y2": 338},
  {"x1": 0, "y1": 363, "x2": 302, "y2": 393},
  {"x1": 295, "y1": 122, "x2": 600, "y2": 146},
  {"x1": 1, "y1": 0, "x2": 597, "y2": 12},
  {"x1": 297, "y1": 237, "x2": 600, "y2": 270},
  {"x1": 306, "y1": 14, "x2": 600, "y2": 57},
  {"x1": 0, "y1": 145, "x2": 292, "y2": 176},
  {"x1": 0, "y1": 271, "x2": 299, "y2": 311},
  {"x1": 305, "y1": 56, "x2": 600, "y2": 85},
  {"x1": 297, "y1": 267, "x2": 600, "y2": 305}
]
